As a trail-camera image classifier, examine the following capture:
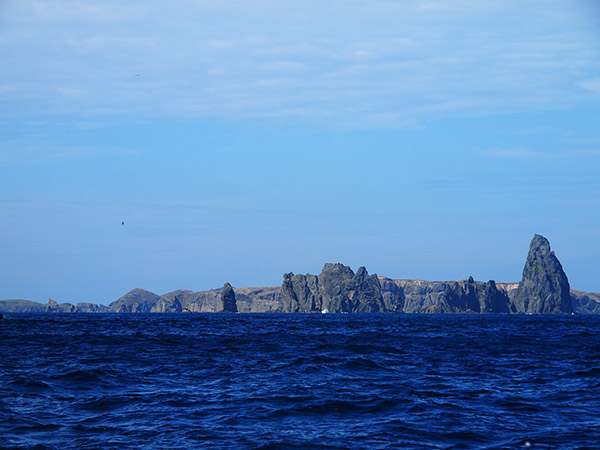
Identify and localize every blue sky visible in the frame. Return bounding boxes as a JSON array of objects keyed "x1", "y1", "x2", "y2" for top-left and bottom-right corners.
[{"x1": 1, "y1": 1, "x2": 599, "y2": 304}]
